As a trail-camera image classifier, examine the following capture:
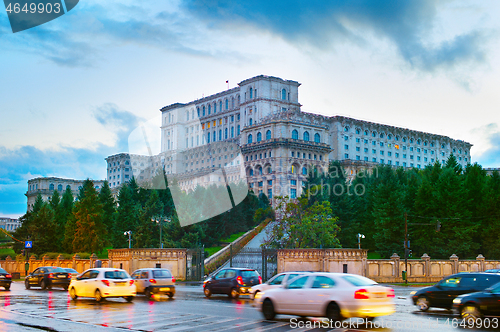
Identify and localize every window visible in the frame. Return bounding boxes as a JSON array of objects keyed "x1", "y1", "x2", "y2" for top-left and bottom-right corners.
[
  {"x1": 281, "y1": 88, "x2": 287, "y2": 100},
  {"x1": 268, "y1": 188, "x2": 272, "y2": 197},
  {"x1": 207, "y1": 132, "x2": 210, "y2": 143},
  {"x1": 237, "y1": 125, "x2": 240, "y2": 136},
  {"x1": 225, "y1": 128, "x2": 228, "y2": 139},
  {"x1": 380, "y1": 133, "x2": 384, "y2": 138},
  {"x1": 49, "y1": 183, "x2": 54, "y2": 190},
  {"x1": 257, "y1": 132, "x2": 262, "y2": 142},
  {"x1": 355, "y1": 128, "x2": 361, "y2": 134},
  {"x1": 249, "y1": 169, "x2": 254, "y2": 176},
  {"x1": 302, "y1": 167, "x2": 307, "y2": 175},
  {"x1": 231, "y1": 127, "x2": 234, "y2": 138},
  {"x1": 312, "y1": 276, "x2": 336, "y2": 288},
  {"x1": 249, "y1": 118, "x2": 253, "y2": 126},
  {"x1": 258, "y1": 181, "x2": 263, "y2": 187},
  {"x1": 208, "y1": 104, "x2": 211, "y2": 115},
  {"x1": 356, "y1": 155, "x2": 360, "y2": 160},
  {"x1": 225, "y1": 99, "x2": 229, "y2": 110},
  {"x1": 303, "y1": 131, "x2": 310, "y2": 141},
  {"x1": 344, "y1": 135, "x2": 349, "y2": 141},
  {"x1": 356, "y1": 147, "x2": 360, "y2": 151},
  {"x1": 292, "y1": 129, "x2": 299, "y2": 140},
  {"x1": 380, "y1": 142, "x2": 383, "y2": 147},
  {"x1": 345, "y1": 145, "x2": 349, "y2": 150},
  {"x1": 290, "y1": 188, "x2": 297, "y2": 199},
  {"x1": 314, "y1": 133, "x2": 320, "y2": 143},
  {"x1": 364, "y1": 130, "x2": 368, "y2": 135},
  {"x1": 57, "y1": 184, "x2": 62, "y2": 191},
  {"x1": 345, "y1": 153, "x2": 349, "y2": 159},
  {"x1": 364, "y1": 148, "x2": 368, "y2": 153},
  {"x1": 247, "y1": 134, "x2": 252, "y2": 144},
  {"x1": 372, "y1": 131, "x2": 376, "y2": 137},
  {"x1": 291, "y1": 180, "x2": 297, "y2": 185},
  {"x1": 440, "y1": 277, "x2": 461, "y2": 288},
  {"x1": 266, "y1": 130, "x2": 271, "y2": 140},
  {"x1": 202, "y1": 106, "x2": 205, "y2": 116},
  {"x1": 186, "y1": 111, "x2": 189, "y2": 121},
  {"x1": 372, "y1": 141, "x2": 376, "y2": 146}
]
